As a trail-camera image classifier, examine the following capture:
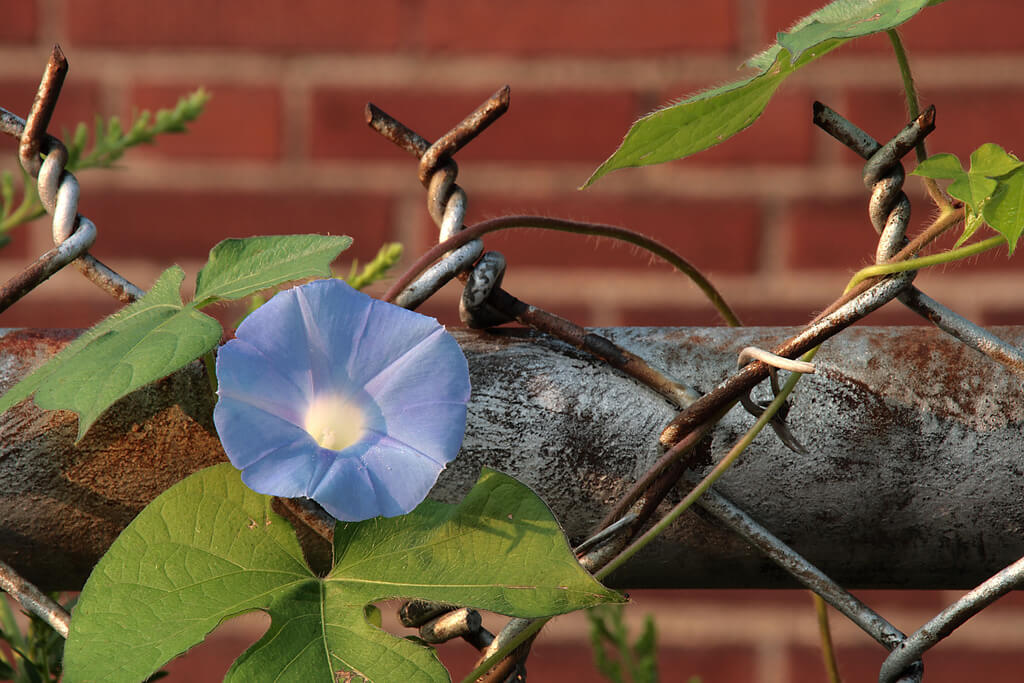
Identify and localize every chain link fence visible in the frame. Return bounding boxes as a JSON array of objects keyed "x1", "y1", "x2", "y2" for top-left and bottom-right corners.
[{"x1": 2, "y1": 47, "x2": 1024, "y2": 683}]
